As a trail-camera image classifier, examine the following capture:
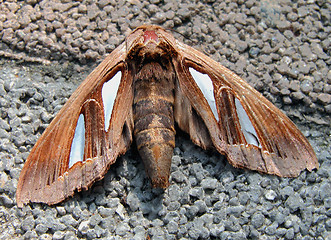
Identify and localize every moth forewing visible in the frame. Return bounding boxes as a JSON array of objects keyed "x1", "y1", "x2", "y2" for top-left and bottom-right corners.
[
  {"x1": 16, "y1": 42, "x2": 130, "y2": 207},
  {"x1": 175, "y1": 38, "x2": 318, "y2": 177}
]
